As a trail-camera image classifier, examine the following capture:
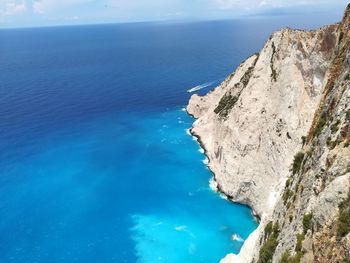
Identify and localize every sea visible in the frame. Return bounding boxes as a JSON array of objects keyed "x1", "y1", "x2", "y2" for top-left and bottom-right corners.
[{"x1": 0, "y1": 15, "x2": 334, "y2": 263}]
